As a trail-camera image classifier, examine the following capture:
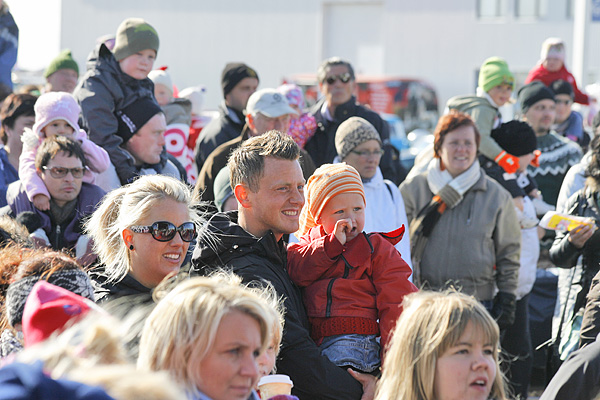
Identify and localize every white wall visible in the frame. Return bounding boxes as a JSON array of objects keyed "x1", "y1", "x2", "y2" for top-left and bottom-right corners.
[{"x1": 59, "y1": 0, "x2": 600, "y2": 111}]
